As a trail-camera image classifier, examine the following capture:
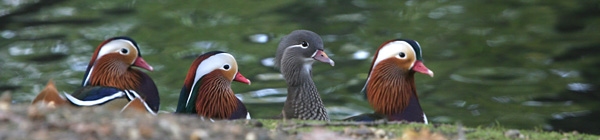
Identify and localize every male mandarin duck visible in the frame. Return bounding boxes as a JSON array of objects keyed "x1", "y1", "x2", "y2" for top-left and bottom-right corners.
[
  {"x1": 275, "y1": 30, "x2": 335, "y2": 120},
  {"x1": 175, "y1": 51, "x2": 252, "y2": 120},
  {"x1": 62, "y1": 37, "x2": 160, "y2": 115},
  {"x1": 354, "y1": 39, "x2": 434, "y2": 123}
]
